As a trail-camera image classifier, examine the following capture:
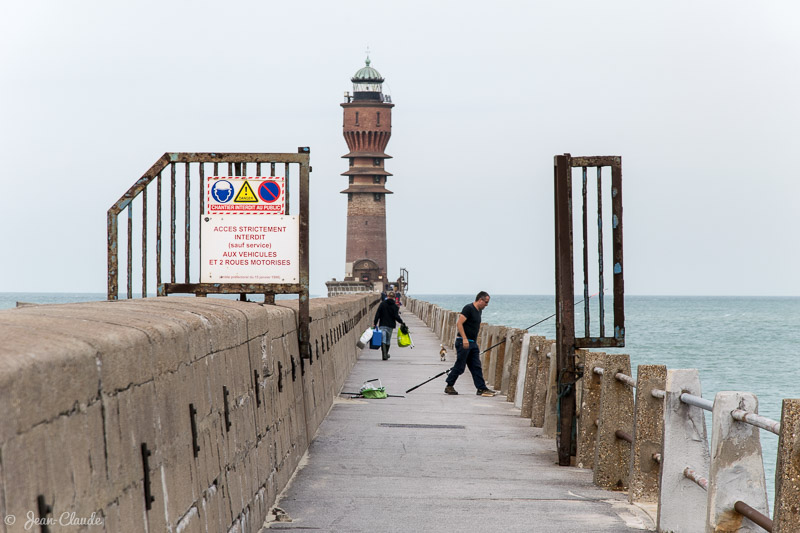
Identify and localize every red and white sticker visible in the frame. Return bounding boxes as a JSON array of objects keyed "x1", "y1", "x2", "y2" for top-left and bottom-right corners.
[{"x1": 206, "y1": 176, "x2": 285, "y2": 214}]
